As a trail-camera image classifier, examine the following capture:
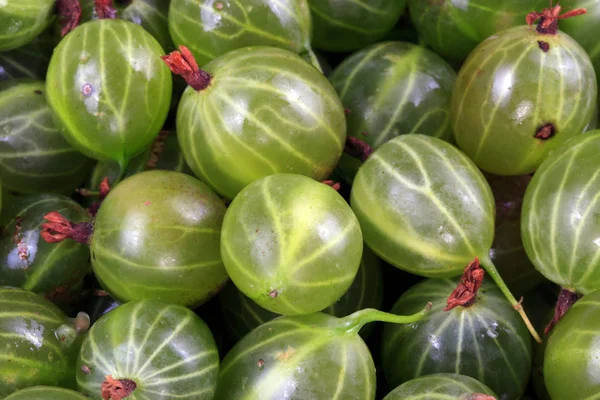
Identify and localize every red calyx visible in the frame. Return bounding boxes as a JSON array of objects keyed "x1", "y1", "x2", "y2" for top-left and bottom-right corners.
[
  {"x1": 101, "y1": 376, "x2": 137, "y2": 400},
  {"x1": 526, "y1": 5, "x2": 587, "y2": 35},
  {"x1": 161, "y1": 46, "x2": 212, "y2": 91},
  {"x1": 40, "y1": 212, "x2": 93, "y2": 245},
  {"x1": 95, "y1": 0, "x2": 117, "y2": 19},
  {"x1": 322, "y1": 180, "x2": 341, "y2": 191},
  {"x1": 56, "y1": 0, "x2": 82, "y2": 36},
  {"x1": 444, "y1": 258, "x2": 485, "y2": 311},
  {"x1": 86, "y1": 177, "x2": 111, "y2": 217},
  {"x1": 344, "y1": 136, "x2": 373, "y2": 162},
  {"x1": 544, "y1": 288, "x2": 581, "y2": 334}
]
